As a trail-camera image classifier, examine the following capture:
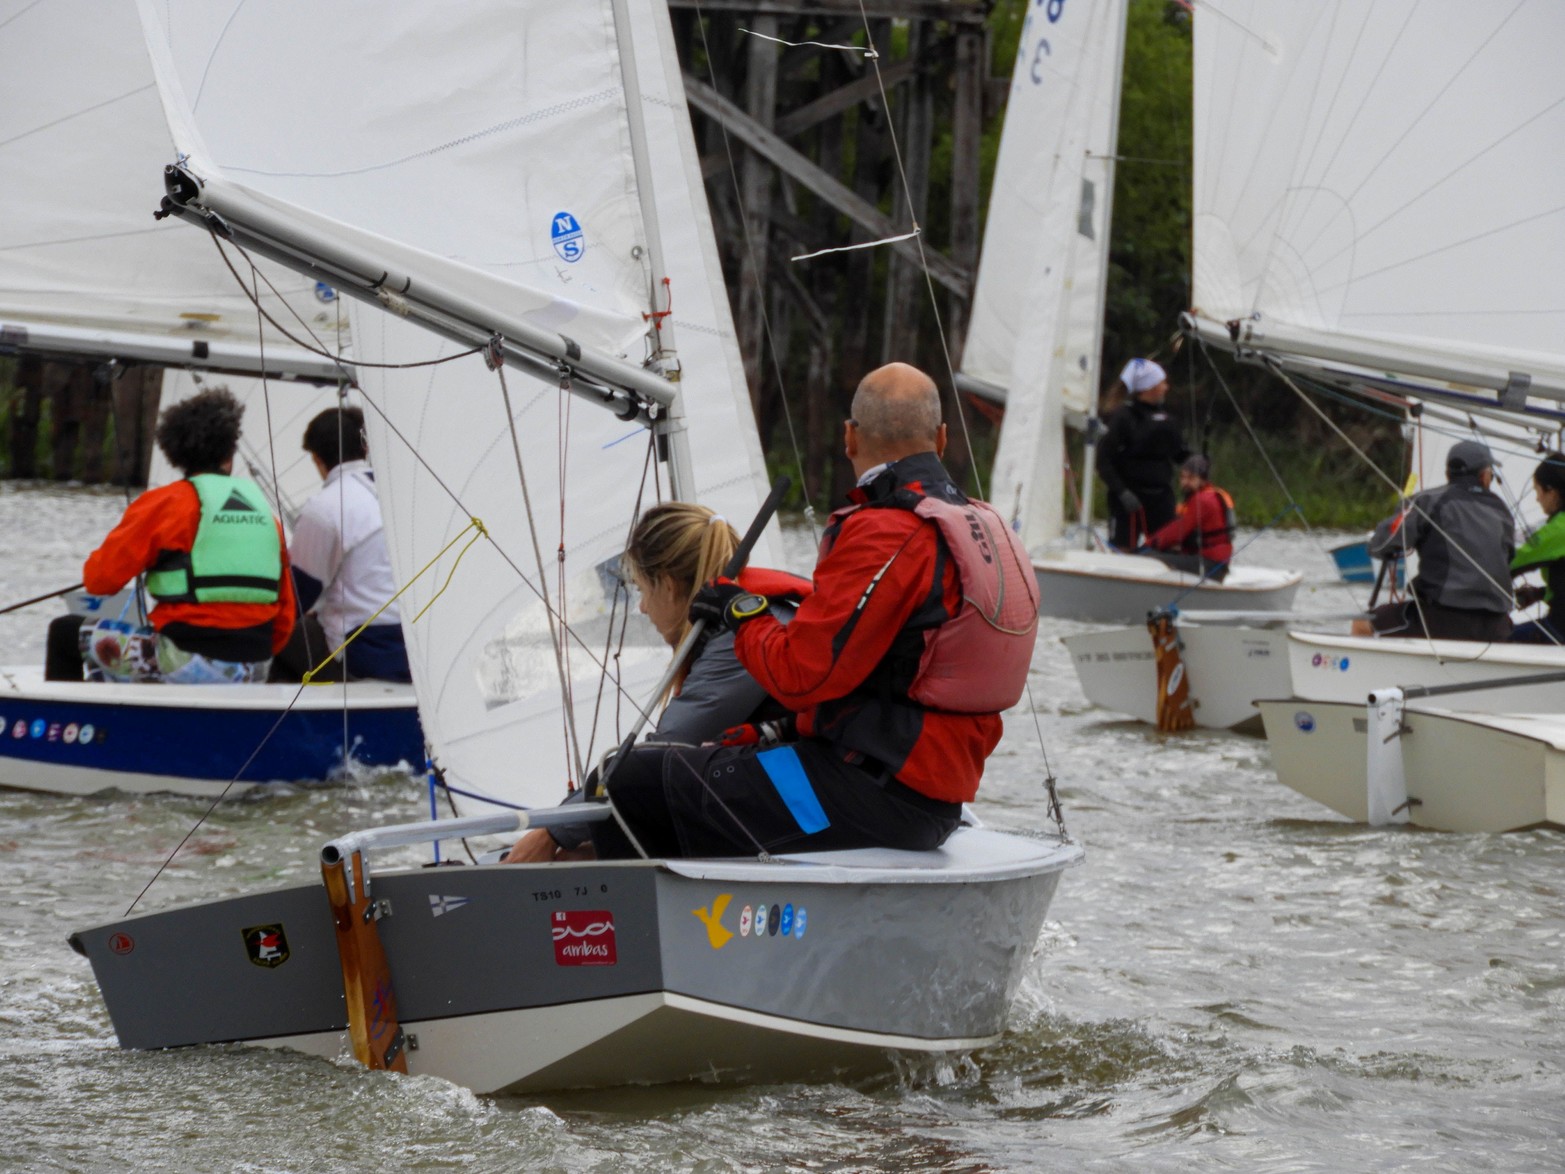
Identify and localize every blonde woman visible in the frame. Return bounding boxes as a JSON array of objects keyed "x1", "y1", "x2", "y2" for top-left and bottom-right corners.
[{"x1": 505, "y1": 502, "x2": 809, "y2": 862}]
